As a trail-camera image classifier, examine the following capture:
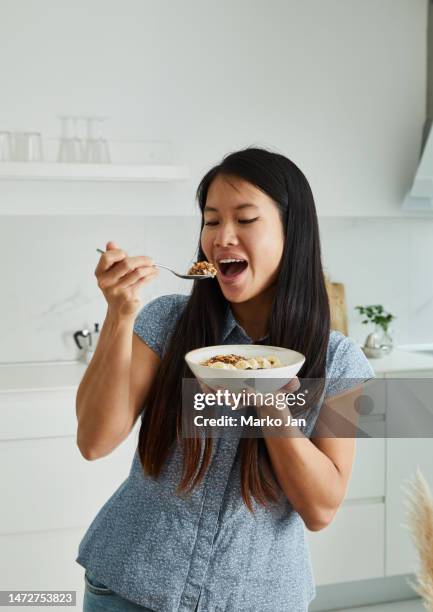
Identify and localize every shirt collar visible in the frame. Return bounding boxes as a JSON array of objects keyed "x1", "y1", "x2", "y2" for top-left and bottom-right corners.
[{"x1": 221, "y1": 303, "x2": 269, "y2": 344}]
